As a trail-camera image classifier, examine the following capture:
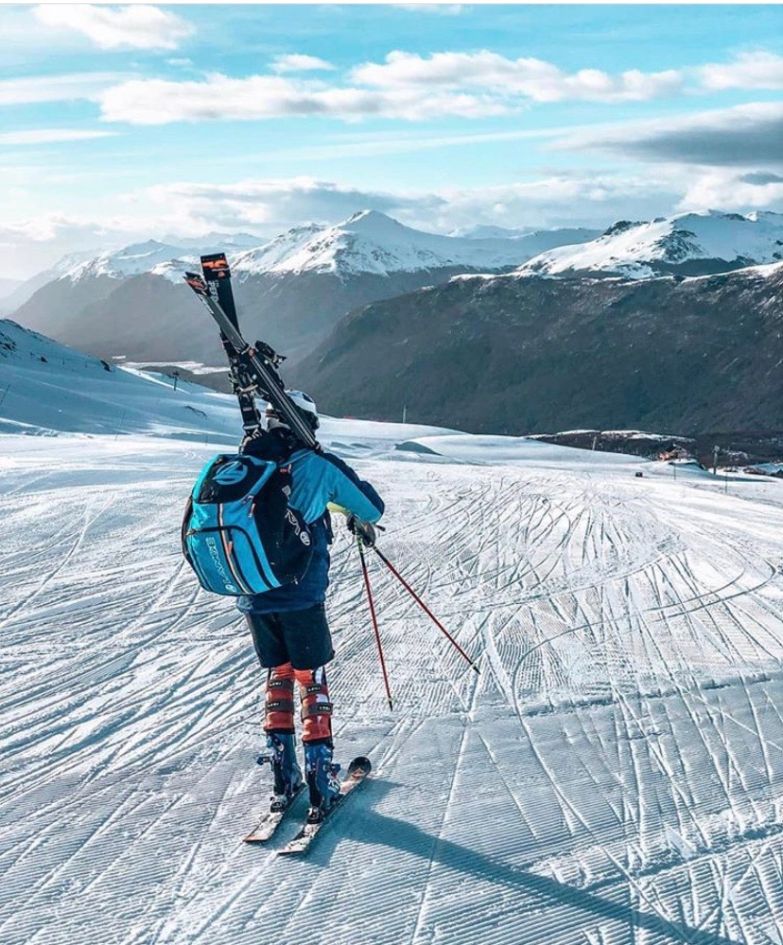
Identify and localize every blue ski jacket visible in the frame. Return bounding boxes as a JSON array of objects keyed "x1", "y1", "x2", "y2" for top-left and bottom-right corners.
[{"x1": 236, "y1": 431, "x2": 384, "y2": 615}]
